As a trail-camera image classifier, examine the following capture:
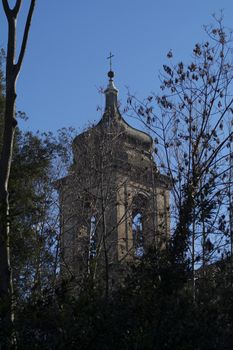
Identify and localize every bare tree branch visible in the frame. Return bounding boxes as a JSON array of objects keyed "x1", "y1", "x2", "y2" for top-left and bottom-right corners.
[
  {"x1": 2, "y1": 0, "x2": 11, "y2": 16},
  {"x1": 12, "y1": 0, "x2": 22, "y2": 17},
  {"x1": 15, "y1": 0, "x2": 36, "y2": 73}
]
